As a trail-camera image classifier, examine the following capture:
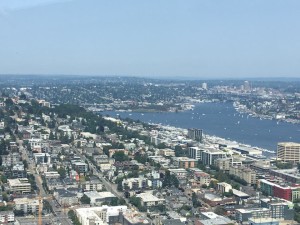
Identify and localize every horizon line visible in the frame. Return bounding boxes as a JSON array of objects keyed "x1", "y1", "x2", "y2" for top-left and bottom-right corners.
[{"x1": 0, "y1": 73, "x2": 299, "y2": 81}]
